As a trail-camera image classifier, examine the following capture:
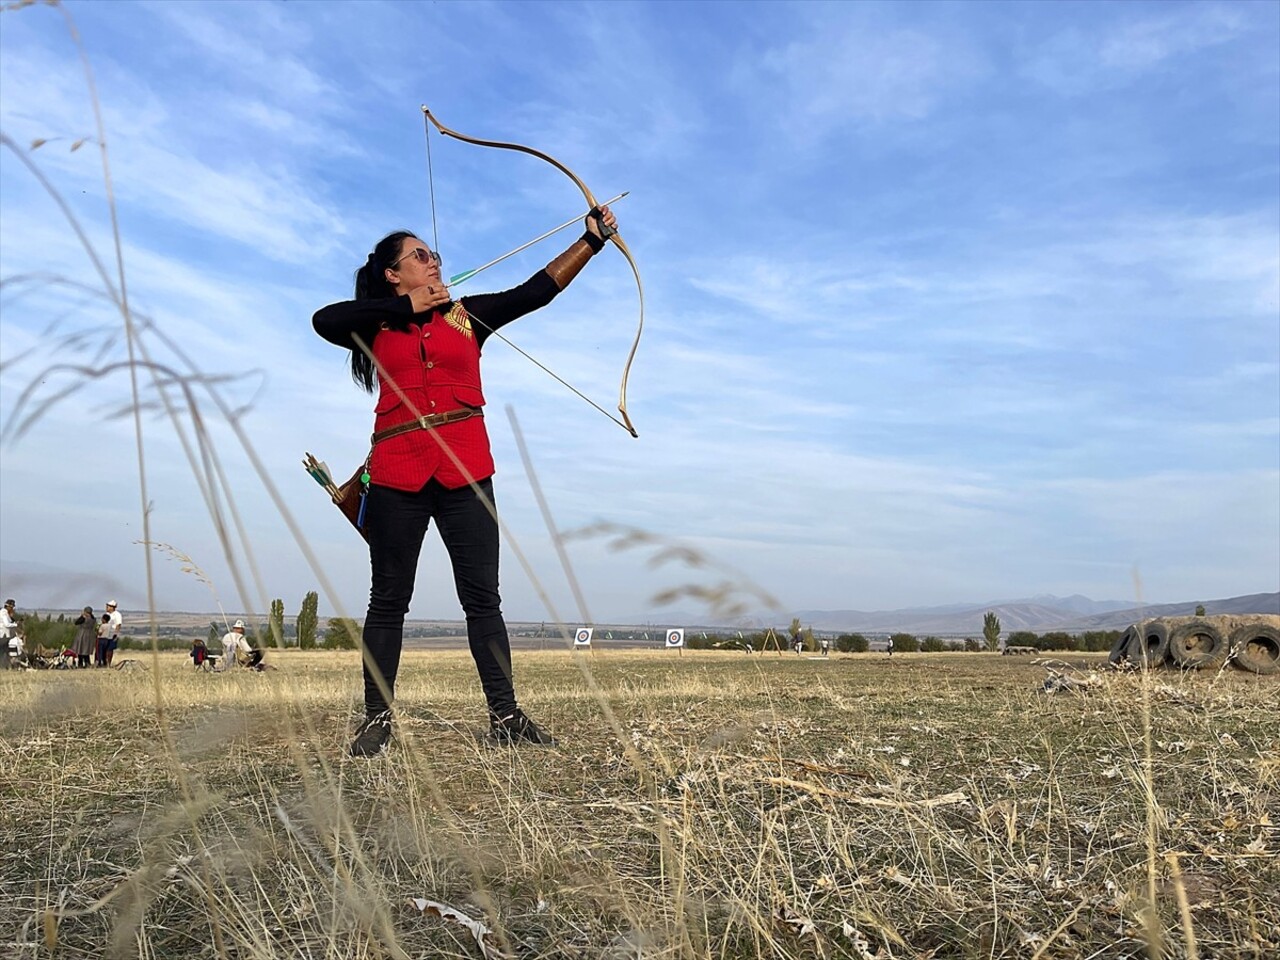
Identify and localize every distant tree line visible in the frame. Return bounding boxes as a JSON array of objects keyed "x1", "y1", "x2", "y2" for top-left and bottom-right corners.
[
  {"x1": 1002, "y1": 630, "x2": 1123, "y2": 652},
  {"x1": 17, "y1": 602, "x2": 1124, "y2": 657},
  {"x1": 678, "y1": 627, "x2": 1123, "y2": 654}
]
